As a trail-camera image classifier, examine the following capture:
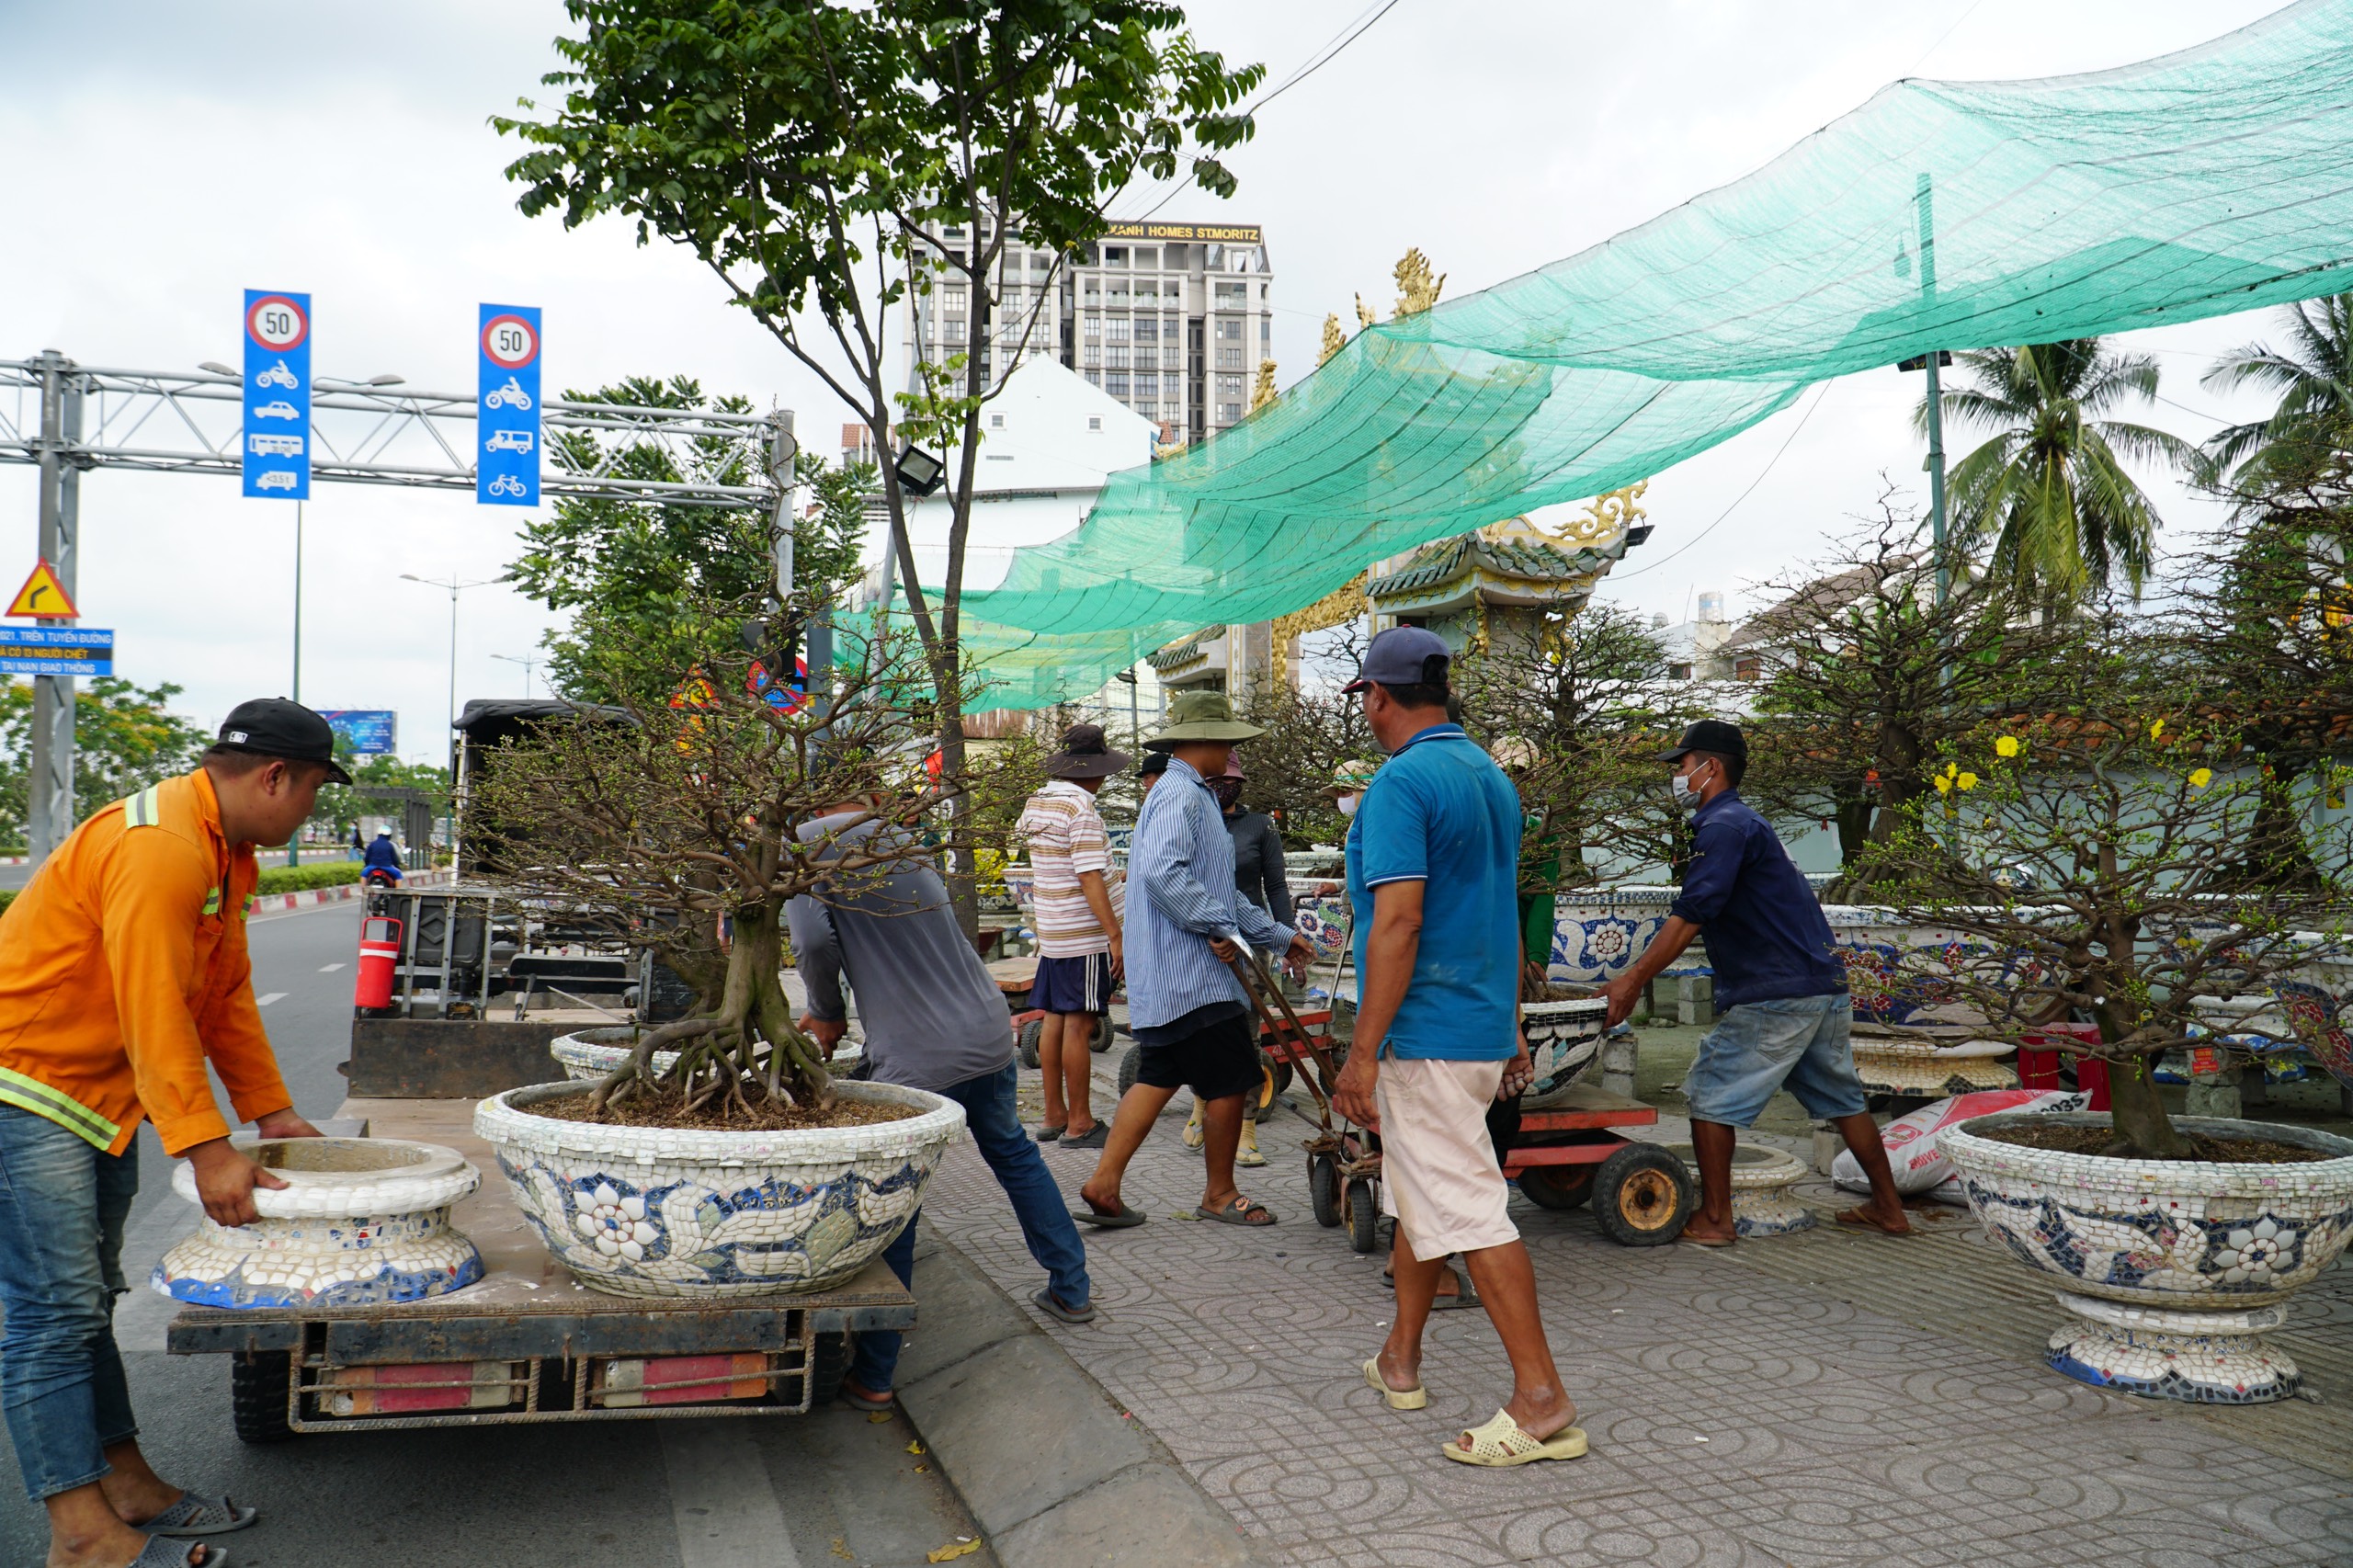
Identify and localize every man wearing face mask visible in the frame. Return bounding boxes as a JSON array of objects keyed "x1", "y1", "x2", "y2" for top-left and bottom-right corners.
[{"x1": 1603, "y1": 721, "x2": 1909, "y2": 1246}]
